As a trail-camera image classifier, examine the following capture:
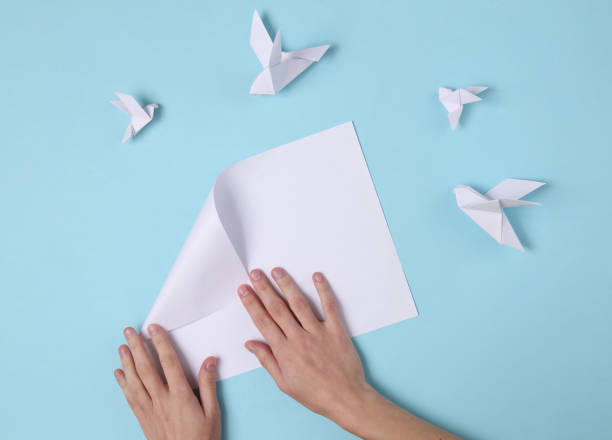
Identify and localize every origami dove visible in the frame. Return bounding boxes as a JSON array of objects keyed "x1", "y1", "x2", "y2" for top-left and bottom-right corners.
[
  {"x1": 439, "y1": 86, "x2": 487, "y2": 130},
  {"x1": 111, "y1": 92, "x2": 158, "y2": 142},
  {"x1": 453, "y1": 178, "x2": 545, "y2": 251},
  {"x1": 249, "y1": 10, "x2": 330, "y2": 95}
]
